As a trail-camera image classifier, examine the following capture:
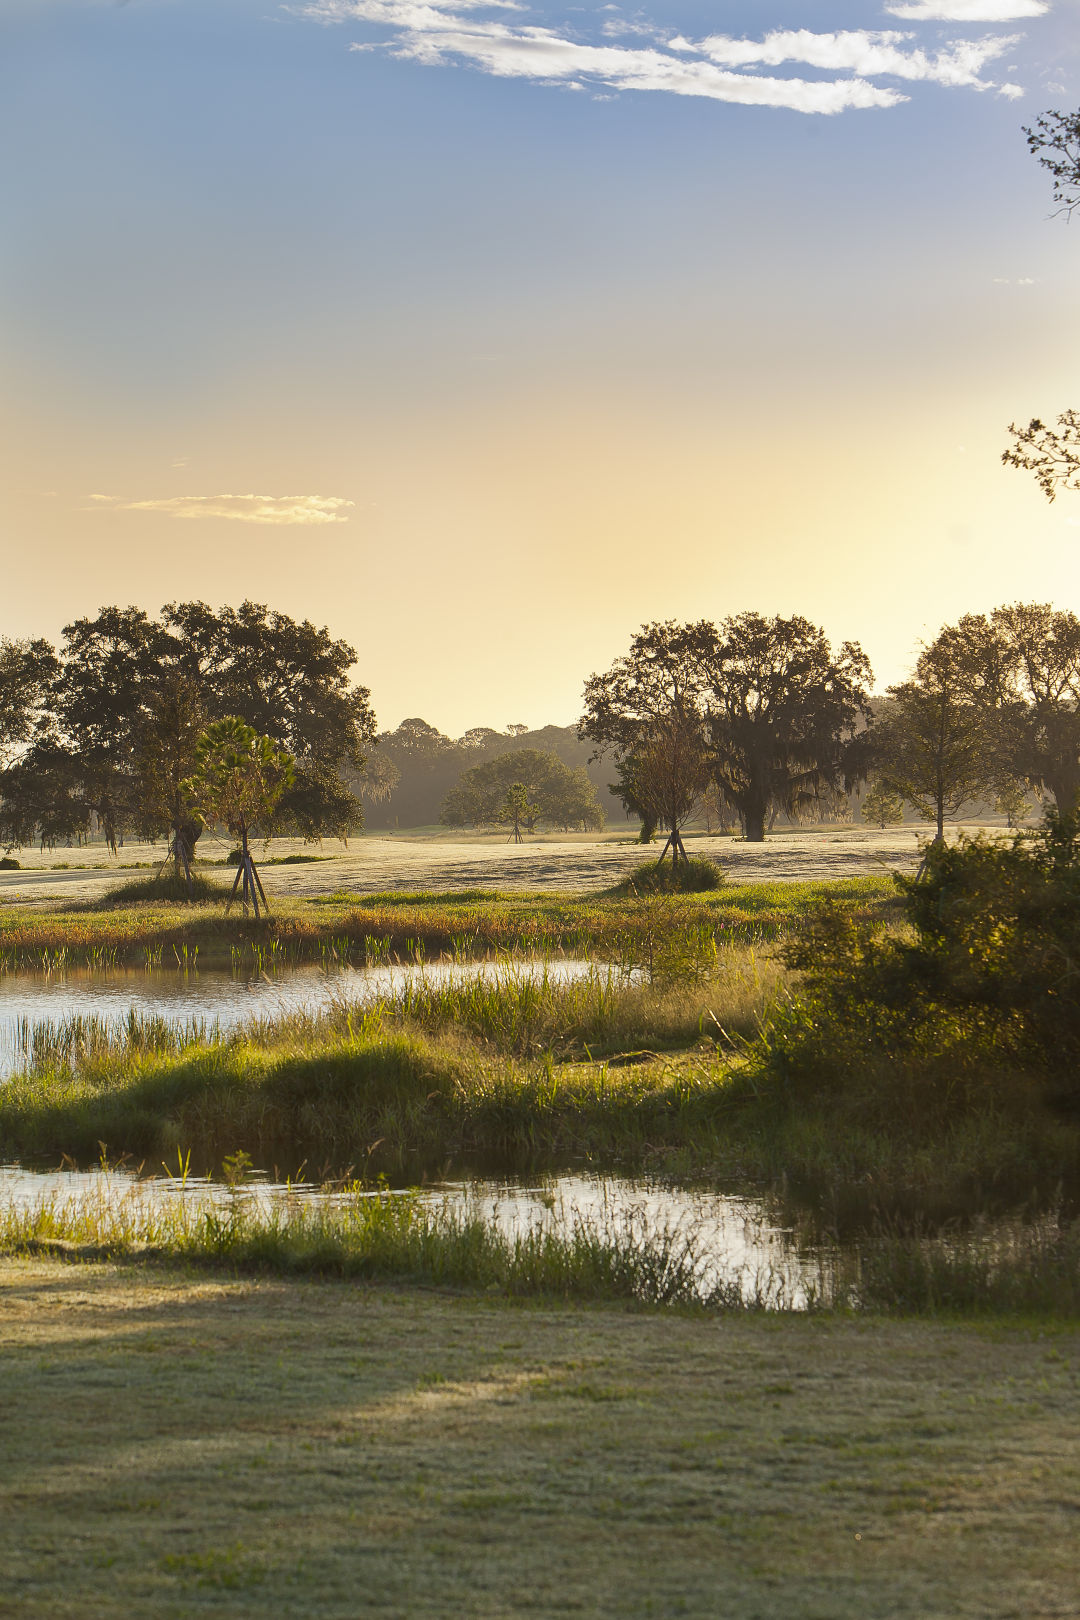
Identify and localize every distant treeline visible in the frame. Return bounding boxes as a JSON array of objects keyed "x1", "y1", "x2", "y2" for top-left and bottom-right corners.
[
  {"x1": 1, "y1": 598, "x2": 1076, "y2": 853},
  {"x1": 355, "y1": 721, "x2": 618, "y2": 831}
]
